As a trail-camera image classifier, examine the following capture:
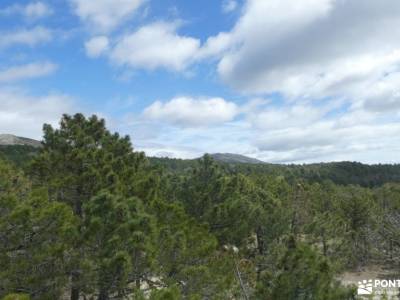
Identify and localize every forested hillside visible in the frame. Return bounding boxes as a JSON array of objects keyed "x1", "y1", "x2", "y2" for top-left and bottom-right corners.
[
  {"x1": 2, "y1": 114, "x2": 400, "y2": 299},
  {"x1": 150, "y1": 157, "x2": 400, "y2": 188},
  {"x1": 0, "y1": 145, "x2": 40, "y2": 167},
  {"x1": 3, "y1": 143, "x2": 400, "y2": 188}
]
